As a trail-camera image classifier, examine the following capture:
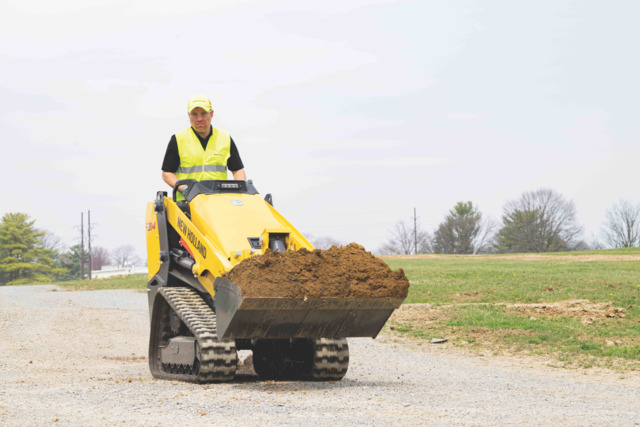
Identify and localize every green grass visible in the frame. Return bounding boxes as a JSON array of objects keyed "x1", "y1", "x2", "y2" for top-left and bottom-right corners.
[
  {"x1": 385, "y1": 256, "x2": 640, "y2": 306},
  {"x1": 382, "y1": 249, "x2": 640, "y2": 369},
  {"x1": 53, "y1": 274, "x2": 148, "y2": 291}
]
